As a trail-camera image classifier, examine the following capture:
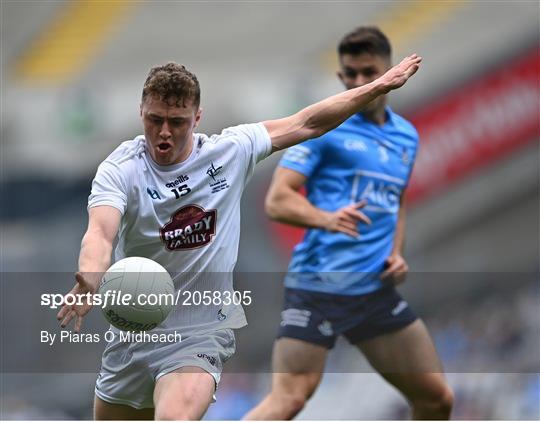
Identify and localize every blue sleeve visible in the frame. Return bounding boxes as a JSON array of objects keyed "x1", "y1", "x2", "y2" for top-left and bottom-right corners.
[{"x1": 278, "y1": 136, "x2": 325, "y2": 178}]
